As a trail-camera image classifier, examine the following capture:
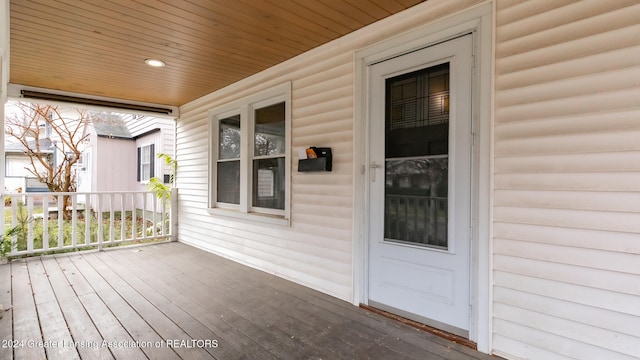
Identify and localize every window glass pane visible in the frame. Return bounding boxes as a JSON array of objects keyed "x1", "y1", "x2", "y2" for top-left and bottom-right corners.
[
  {"x1": 252, "y1": 157, "x2": 285, "y2": 210},
  {"x1": 219, "y1": 115, "x2": 241, "y2": 159},
  {"x1": 141, "y1": 145, "x2": 150, "y2": 162},
  {"x1": 217, "y1": 161, "x2": 240, "y2": 204},
  {"x1": 254, "y1": 102, "x2": 285, "y2": 157},
  {"x1": 386, "y1": 63, "x2": 449, "y2": 158},
  {"x1": 140, "y1": 145, "x2": 152, "y2": 181},
  {"x1": 141, "y1": 164, "x2": 150, "y2": 181}
]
